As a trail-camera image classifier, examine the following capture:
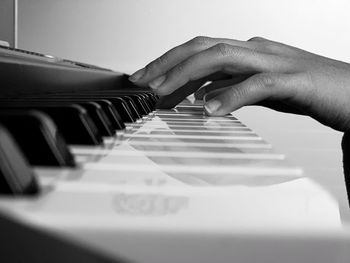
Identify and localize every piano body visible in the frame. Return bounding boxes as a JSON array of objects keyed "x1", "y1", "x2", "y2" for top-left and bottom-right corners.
[{"x1": 0, "y1": 45, "x2": 349, "y2": 263}]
